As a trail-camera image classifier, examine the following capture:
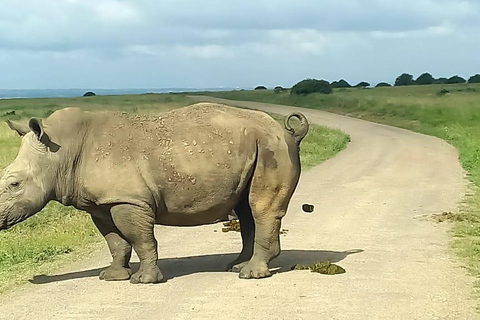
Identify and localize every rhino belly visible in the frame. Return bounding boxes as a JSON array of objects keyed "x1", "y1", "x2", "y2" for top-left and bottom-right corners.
[
  {"x1": 156, "y1": 185, "x2": 241, "y2": 226},
  {"x1": 153, "y1": 160, "x2": 252, "y2": 226}
]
